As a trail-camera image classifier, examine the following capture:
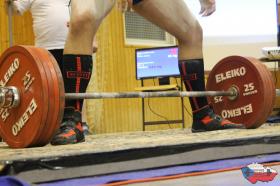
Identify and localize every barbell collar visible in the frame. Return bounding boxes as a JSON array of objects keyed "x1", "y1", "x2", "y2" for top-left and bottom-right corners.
[
  {"x1": 0, "y1": 86, "x2": 20, "y2": 108},
  {"x1": 276, "y1": 89, "x2": 280, "y2": 96}
]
